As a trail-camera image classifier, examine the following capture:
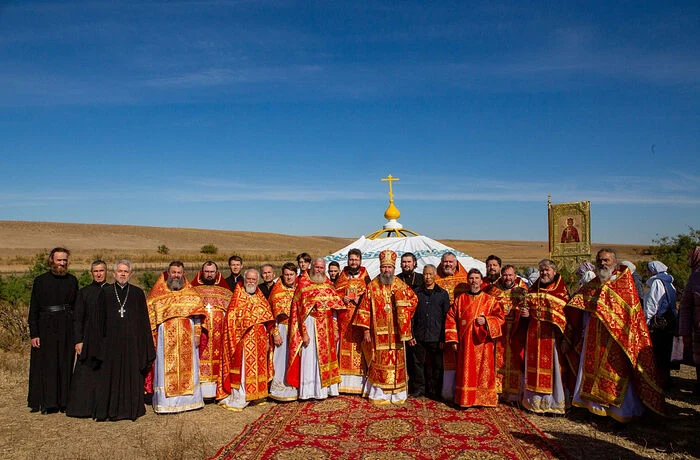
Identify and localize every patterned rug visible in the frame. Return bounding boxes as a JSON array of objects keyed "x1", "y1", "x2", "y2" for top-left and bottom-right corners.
[{"x1": 210, "y1": 396, "x2": 568, "y2": 459}]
